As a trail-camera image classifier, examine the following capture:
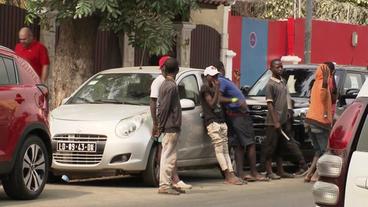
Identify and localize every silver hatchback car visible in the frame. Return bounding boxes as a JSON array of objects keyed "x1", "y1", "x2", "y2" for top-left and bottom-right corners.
[{"x1": 50, "y1": 67, "x2": 217, "y2": 186}]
